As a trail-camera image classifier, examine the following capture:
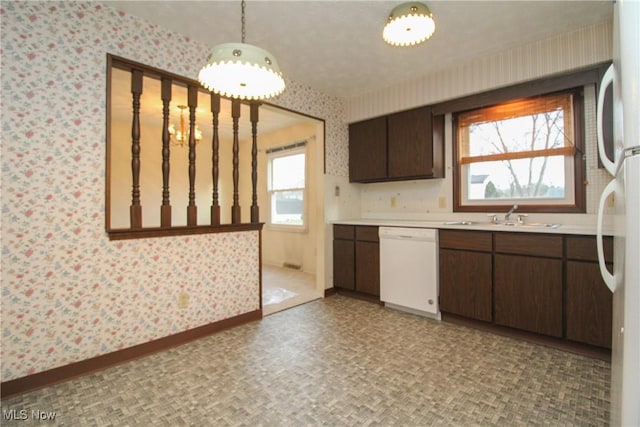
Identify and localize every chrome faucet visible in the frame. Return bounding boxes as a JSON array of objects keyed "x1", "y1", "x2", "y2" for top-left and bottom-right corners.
[{"x1": 505, "y1": 204, "x2": 518, "y2": 221}]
